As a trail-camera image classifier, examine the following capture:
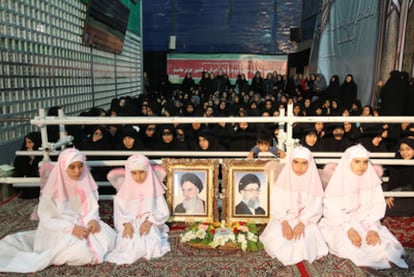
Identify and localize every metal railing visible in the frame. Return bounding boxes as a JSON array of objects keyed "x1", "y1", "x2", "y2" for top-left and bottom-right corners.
[{"x1": 1, "y1": 105, "x2": 413, "y2": 199}]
